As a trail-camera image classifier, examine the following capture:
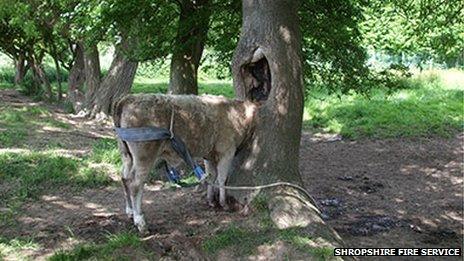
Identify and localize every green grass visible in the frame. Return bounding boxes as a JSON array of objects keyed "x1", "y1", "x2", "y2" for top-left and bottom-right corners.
[
  {"x1": 202, "y1": 196, "x2": 334, "y2": 259},
  {"x1": 49, "y1": 232, "x2": 154, "y2": 261},
  {"x1": 0, "y1": 149, "x2": 116, "y2": 227},
  {"x1": 0, "y1": 151, "x2": 114, "y2": 200},
  {"x1": 132, "y1": 78, "x2": 234, "y2": 97},
  {"x1": 89, "y1": 138, "x2": 121, "y2": 165},
  {"x1": 304, "y1": 70, "x2": 464, "y2": 139},
  {"x1": 0, "y1": 105, "x2": 71, "y2": 147},
  {"x1": 202, "y1": 219, "x2": 333, "y2": 259},
  {"x1": 0, "y1": 83, "x2": 13, "y2": 90},
  {"x1": 0, "y1": 236, "x2": 40, "y2": 260},
  {"x1": 0, "y1": 105, "x2": 120, "y2": 229}
]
